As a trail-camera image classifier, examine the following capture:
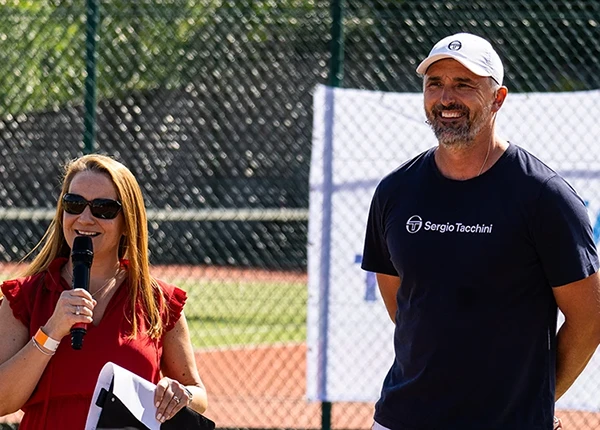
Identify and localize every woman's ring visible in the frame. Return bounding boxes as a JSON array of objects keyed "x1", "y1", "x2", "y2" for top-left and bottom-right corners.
[
  {"x1": 173, "y1": 395, "x2": 180, "y2": 404},
  {"x1": 75, "y1": 305, "x2": 81, "y2": 316}
]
